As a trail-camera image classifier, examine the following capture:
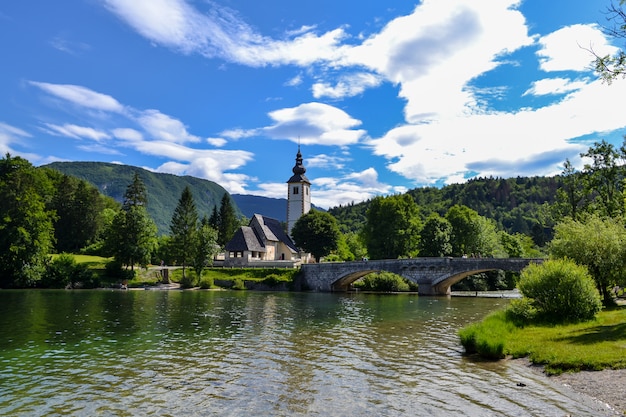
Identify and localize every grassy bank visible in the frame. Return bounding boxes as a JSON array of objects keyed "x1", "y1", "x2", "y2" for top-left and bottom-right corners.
[{"x1": 459, "y1": 306, "x2": 626, "y2": 374}]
